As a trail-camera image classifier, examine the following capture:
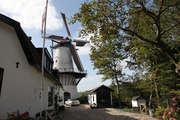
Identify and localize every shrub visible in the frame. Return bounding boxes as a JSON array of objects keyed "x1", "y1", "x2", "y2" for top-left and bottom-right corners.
[
  {"x1": 6, "y1": 111, "x2": 17, "y2": 120},
  {"x1": 162, "y1": 96, "x2": 180, "y2": 120},
  {"x1": 154, "y1": 108, "x2": 167, "y2": 119},
  {"x1": 77, "y1": 96, "x2": 88, "y2": 104}
]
